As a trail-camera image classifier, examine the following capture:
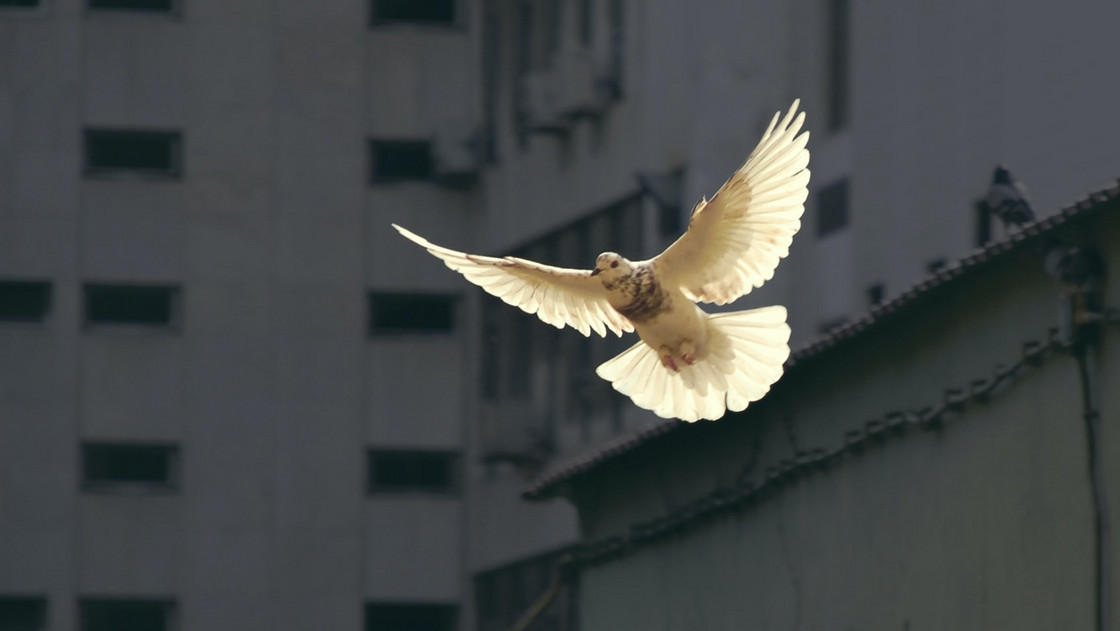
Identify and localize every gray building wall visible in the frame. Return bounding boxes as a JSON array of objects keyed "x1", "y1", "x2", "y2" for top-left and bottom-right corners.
[
  {"x1": 564, "y1": 211, "x2": 1120, "y2": 629},
  {"x1": 3, "y1": 0, "x2": 1120, "y2": 630},
  {"x1": 1, "y1": 1, "x2": 472, "y2": 629}
]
